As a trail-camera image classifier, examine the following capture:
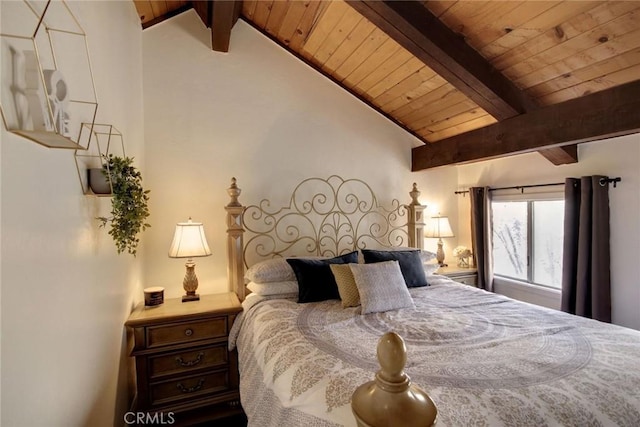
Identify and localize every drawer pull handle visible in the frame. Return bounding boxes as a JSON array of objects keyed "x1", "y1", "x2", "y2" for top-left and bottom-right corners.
[
  {"x1": 184, "y1": 328, "x2": 193, "y2": 337},
  {"x1": 175, "y1": 352, "x2": 204, "y2": 367},
  {"x1": 176, "y1": 378, "x2": 205, "y2": 394}
]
